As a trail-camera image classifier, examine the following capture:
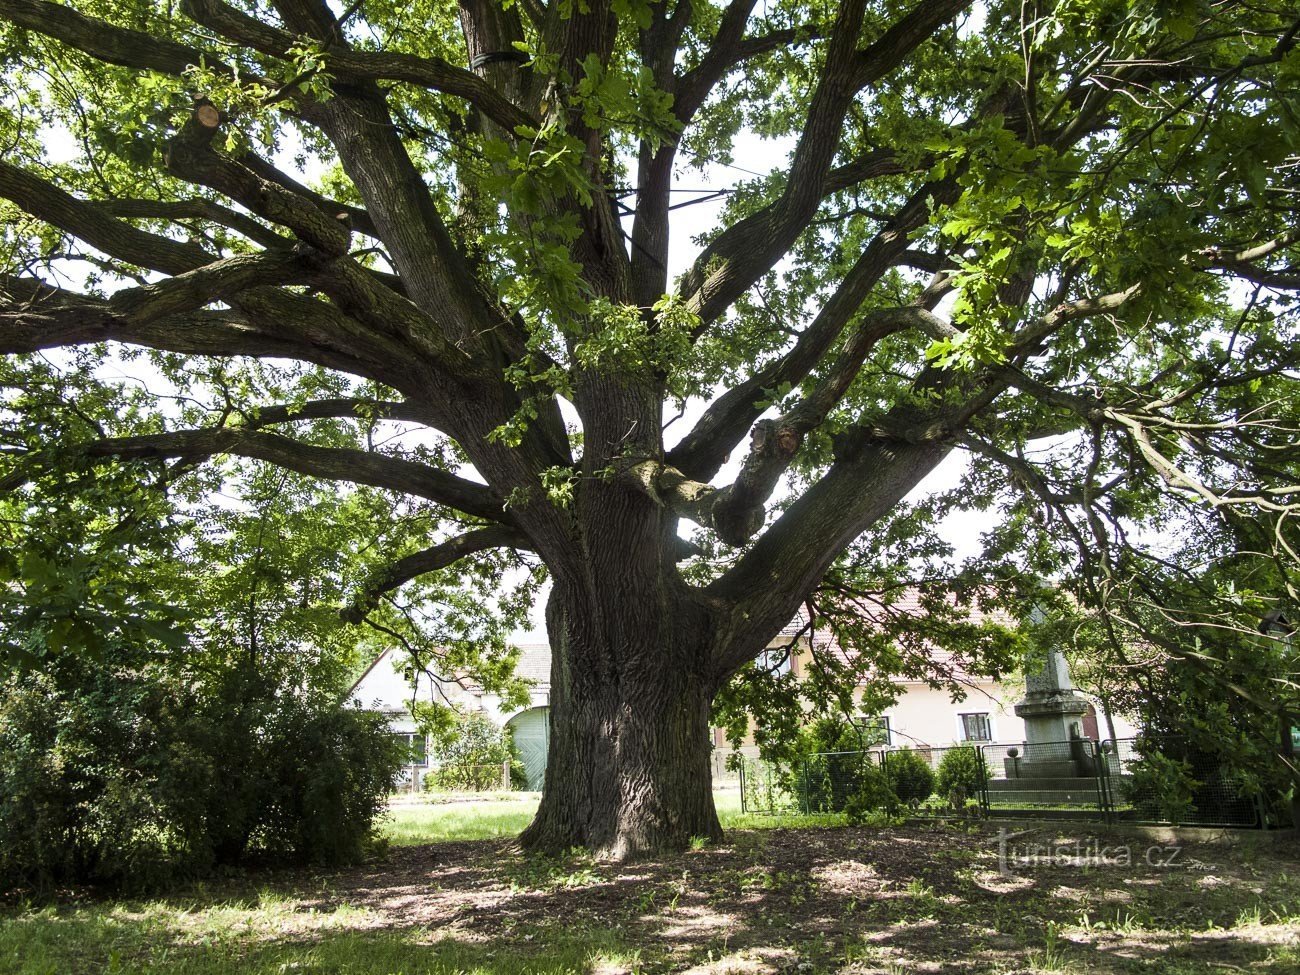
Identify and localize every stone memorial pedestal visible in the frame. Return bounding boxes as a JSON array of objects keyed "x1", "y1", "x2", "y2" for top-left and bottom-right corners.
[{"x1": 1009, "y1": 647, "x2": 1093, "y2": 778}]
